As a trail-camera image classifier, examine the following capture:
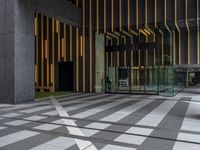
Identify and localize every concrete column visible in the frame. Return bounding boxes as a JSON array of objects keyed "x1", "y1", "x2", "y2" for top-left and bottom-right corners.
[
  {"x1": 14, "y1": 0, "x2": 35, "y2": 104},
  {"x1": 0, "y1": 0, "x2": 35, "y2": 104},
  {"x1": 0, "y1": 0, "x2": 16, "y2": 104}
]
